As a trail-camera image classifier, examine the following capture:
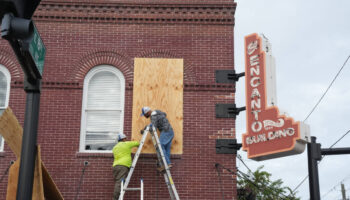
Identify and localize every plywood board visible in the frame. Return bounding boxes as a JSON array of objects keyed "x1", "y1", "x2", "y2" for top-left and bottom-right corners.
[
  {"x1": 41, "y1": 162, "x2": 64, "y2": 200},
  {"x1": 132, "y1": 58, "x2": 183, "y2": 154},
  {"x1": 6, "y1": 160, "x2": 19, "y2": 200},
  {"x1": 33, "y1": 146, "x2": 45, "y2": 200},
  {"x1": 0, "y1": 108, "x2": 23, "y2": 157},
  {"x1": 0, "y1": 107, "x2": 64, "y2": 200},
  {"x1": 6, "y1": 146, "x2": 44, "y2": 200}
]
